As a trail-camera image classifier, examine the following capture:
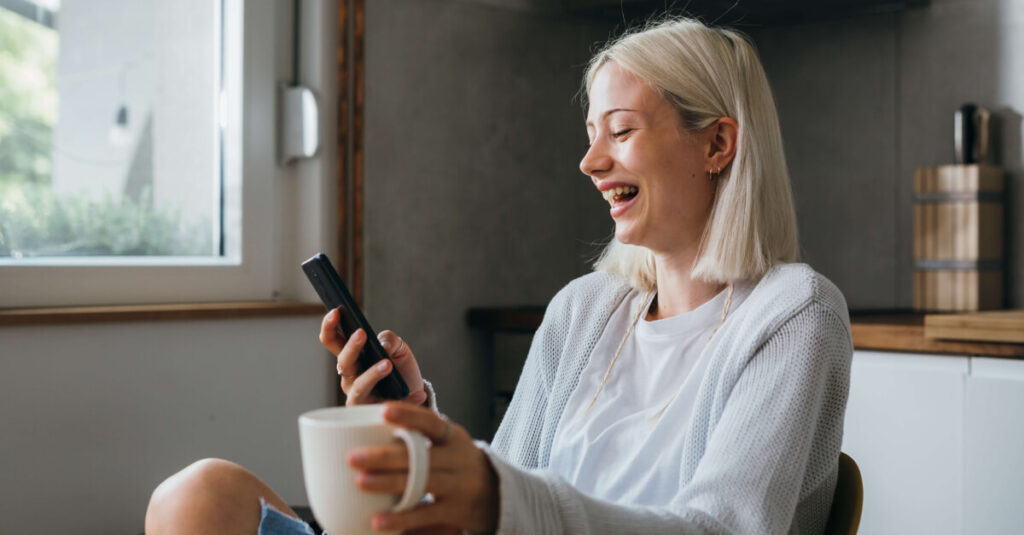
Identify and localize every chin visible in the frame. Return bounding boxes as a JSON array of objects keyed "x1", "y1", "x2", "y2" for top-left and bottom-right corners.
[{"x1": 613, "y1": 225, "x2": 643, "y2": 247}]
